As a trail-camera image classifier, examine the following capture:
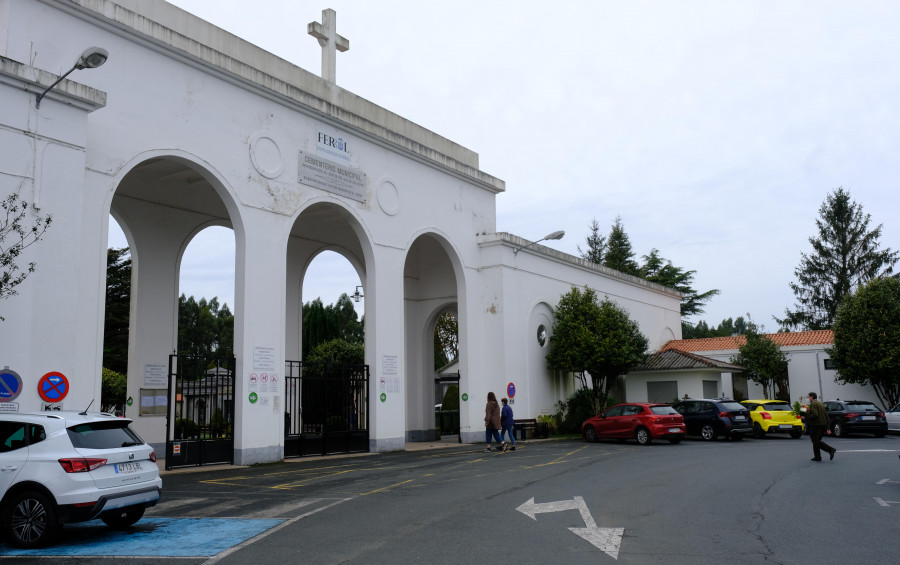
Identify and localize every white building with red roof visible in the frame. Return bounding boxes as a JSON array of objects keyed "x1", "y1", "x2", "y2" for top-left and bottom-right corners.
[{"x1": 628, "y1": 330, "x2": 885, "y2": 408}]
